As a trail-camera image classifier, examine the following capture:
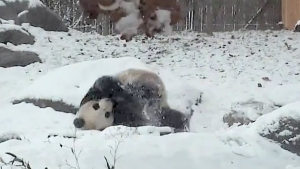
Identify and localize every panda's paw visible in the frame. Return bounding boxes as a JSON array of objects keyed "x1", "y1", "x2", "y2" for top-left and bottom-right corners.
[{"x1": 0, "y1": 132, "x2": 22, "y2": 144}]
